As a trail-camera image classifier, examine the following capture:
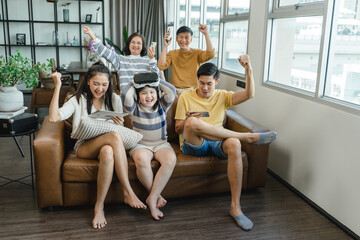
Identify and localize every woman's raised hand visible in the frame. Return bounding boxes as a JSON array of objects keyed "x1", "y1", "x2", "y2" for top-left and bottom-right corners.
[
  {"x1": 147, "y1": 46, "x2": 155, "y2": 60},
  {"x1": 83, "y1": 26, "x2": 96, "y2": 40},
  {"x1": 51, "y1": 72, "x2": 62, "y2": 88}
]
